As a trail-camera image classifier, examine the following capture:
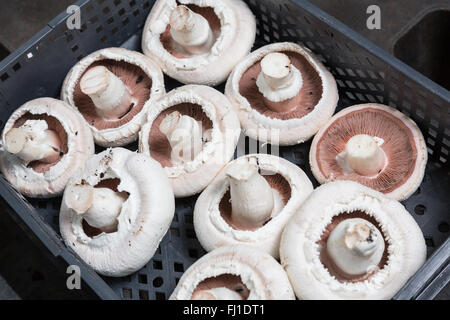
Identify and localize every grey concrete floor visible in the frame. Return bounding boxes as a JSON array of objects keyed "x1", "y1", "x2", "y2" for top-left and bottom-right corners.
[{"x1": 0, "y1": 0, "x2": 448, "y2": 300}]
